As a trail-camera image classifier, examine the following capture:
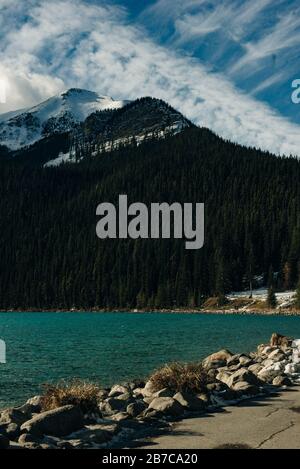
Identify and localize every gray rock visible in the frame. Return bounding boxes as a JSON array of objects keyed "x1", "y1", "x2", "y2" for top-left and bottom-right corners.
[
  {"x1": 0, "y1": 434, "x2": 9, "y2": 449},
  {"x1": 26, "y1": 395, "x2": 42, "y2": 407},
  {"x1": 203, "y1": 349, "x2": 233, "y2": 369},
  {"x1": 173, "y1": 392, "x2": 206, "y2": 411},
  {"x1": 226, "y1": 354, "x2": 241, "y2": 366},
  {"x1": 108, "y1": 384, "x2": 130, "y2": 398},
  {"x1": 248, "y1": 363, "x2": 263, "y2": 375},
  {"x1": 18, "y1": 396, "x2": 42, "y2": 416},
  {"x1": 147, "y1": 397, "x2": 184, "y2": 416},
  {"x1": 115, "y1": 392, "x2": 133, "y2": 401},
  {"x1": 206, "y1": 368, "x2": 218, "y2": 380},
  {"x1": 204, "y1": 359, "x2": 227, "y2": 369},
  {"x1": 153, "y1": 388, "x2": 174, "y2": 398},
  {"x1": 206, "y1": 382, "x2": 227, "y2": 392},
  {"x1": 110, "y1": 412, "x2": 130, "y2": 422},
  {"x1": 99, "y1": 397, "x2": 126, "y2": 415},
  {"x1": 238, "y1": 355, "x2": 253, "y2": 367},
  {"x1": 226, "y1": 368, "x2": 261, "y2": 388},
  {"x1": 141, "y1": 380, "x2": 156, "y2": 397},
  {"x1": 0, "y1": 422, "x2": 20, "y2": 440},
  {"x1": 216, "y1": 370, "x2": 232, "y2": 387},
  {"x1": 66, "y1": 423, "x2": 118, "y2": 444},
  {"x1": 126, "y1": 401, "x2": 146, "y2": 417},
  {"x1": 0, "y1": 408, "x2": 28, "y2": 426},
  {"x1": 228, "y1": 363, "x2": 242, "y2": 372},
  {"x1": 272, "y1": 375, "x2": 292, "y2": 387},
  {"x1": 20, "y1": 405, "x2": 84, "y2": 437},
  {"x1": 268, "y1": 349, "x2": 286, "y2": 362},
  {"x1": 18, "y1": 433, "x2": 42, "y2": 446},
  {"x1": 143, "y1": 396, "x2": 154, "y2": 405},
  {"x1": 232, "y1": 381, "x2": 260, "y2": 395},
  {"x1": 257, "y1": 368, "x2": 280, "y2": 383},
  {"x1": 262, "y1": 358, "x2": 275, "y2": 368}
]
